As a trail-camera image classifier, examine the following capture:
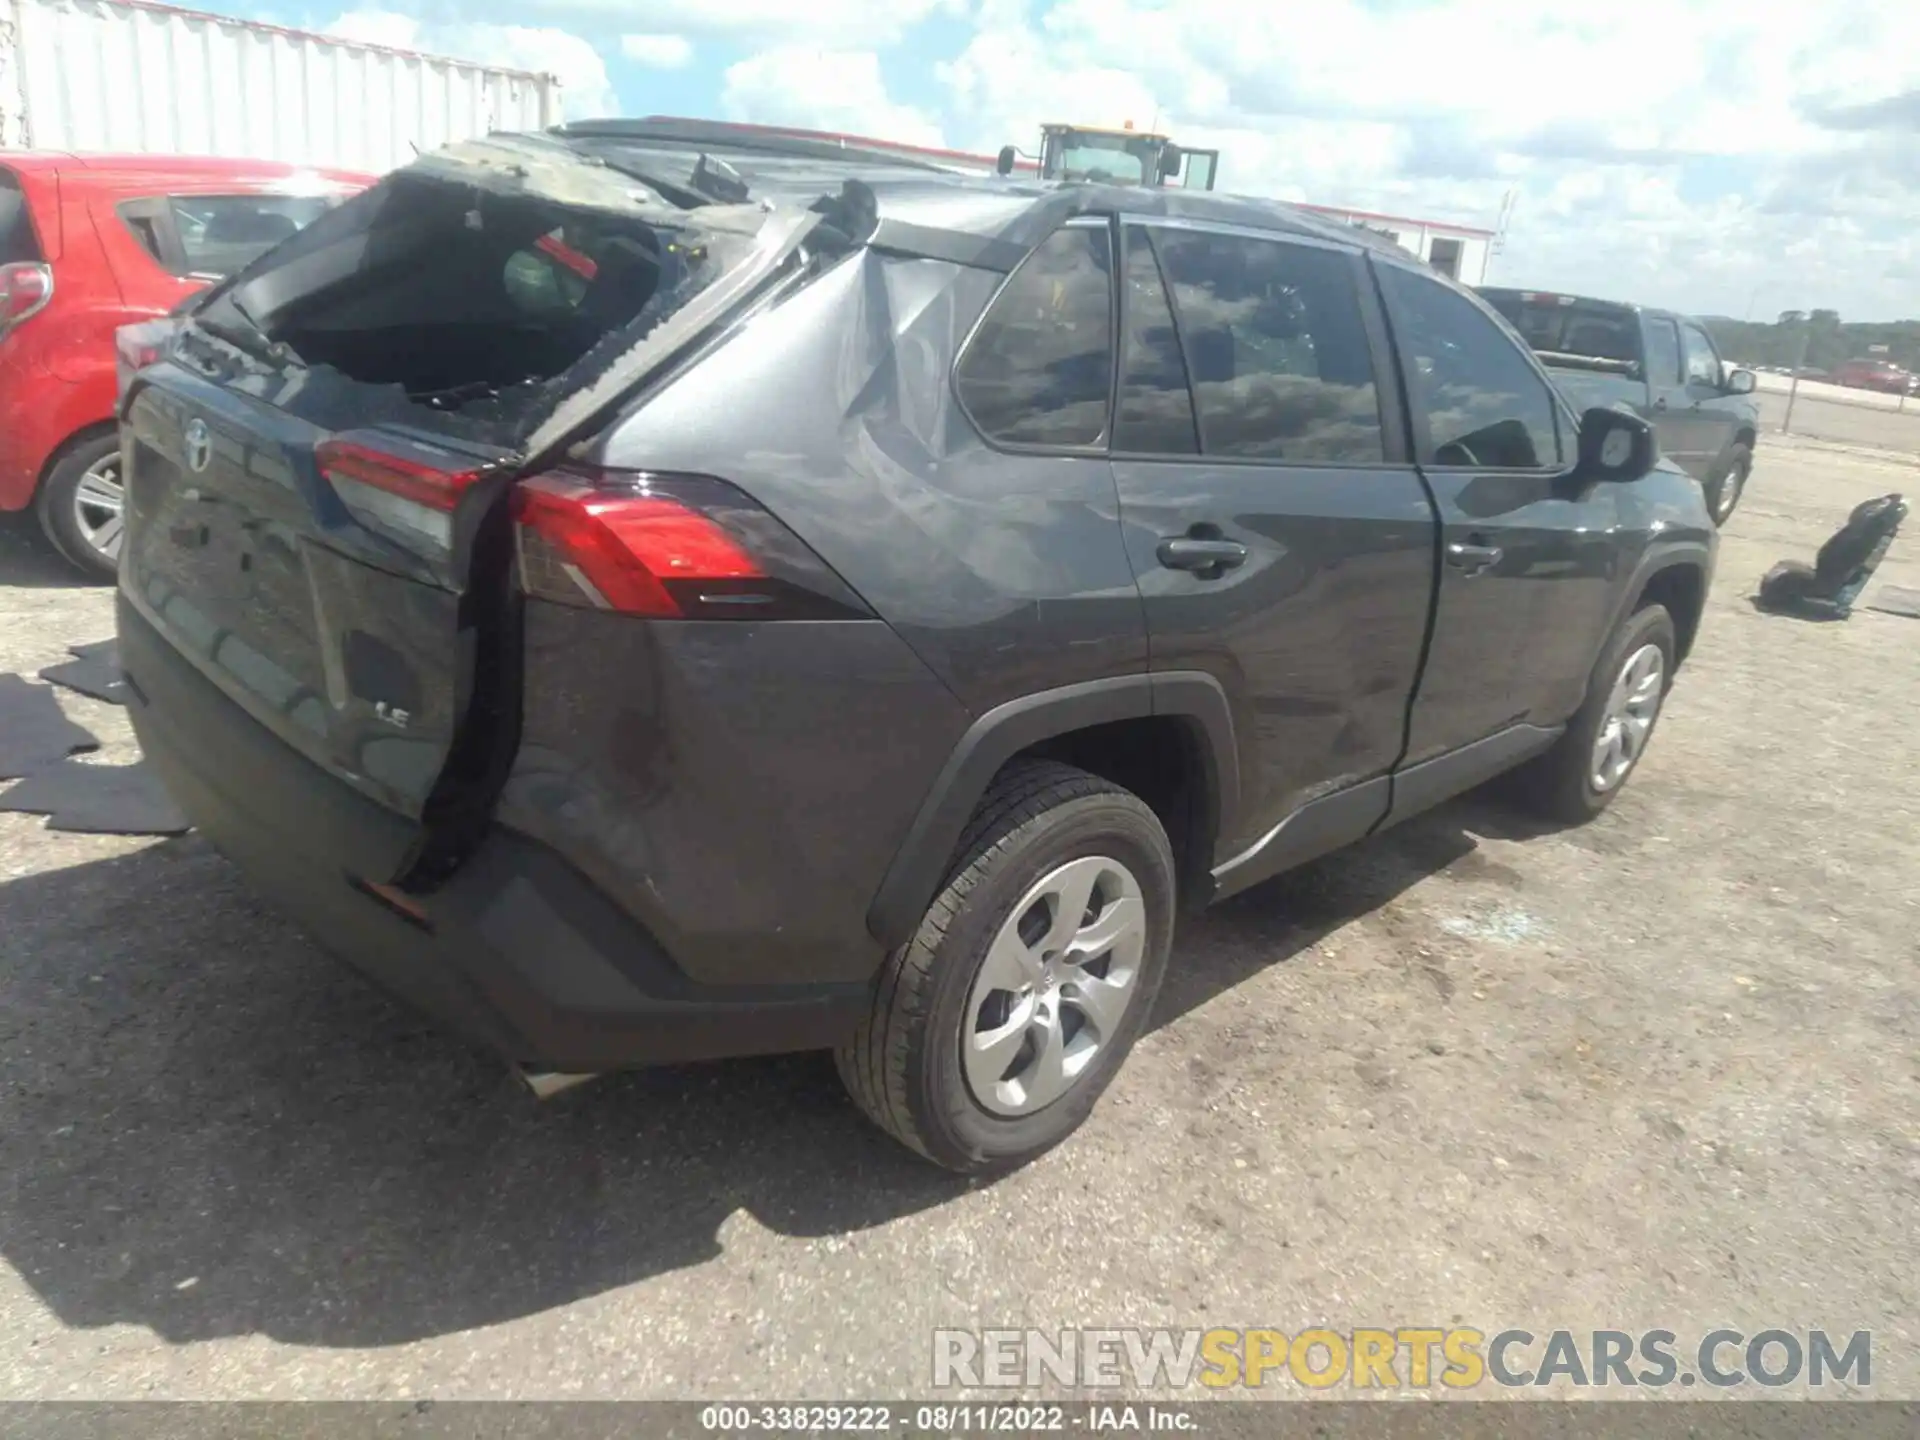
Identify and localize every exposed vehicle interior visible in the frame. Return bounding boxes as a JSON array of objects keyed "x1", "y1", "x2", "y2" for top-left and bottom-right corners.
[{"x1": 217, "y1": 174, "x2": 707, "y2": 421}]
